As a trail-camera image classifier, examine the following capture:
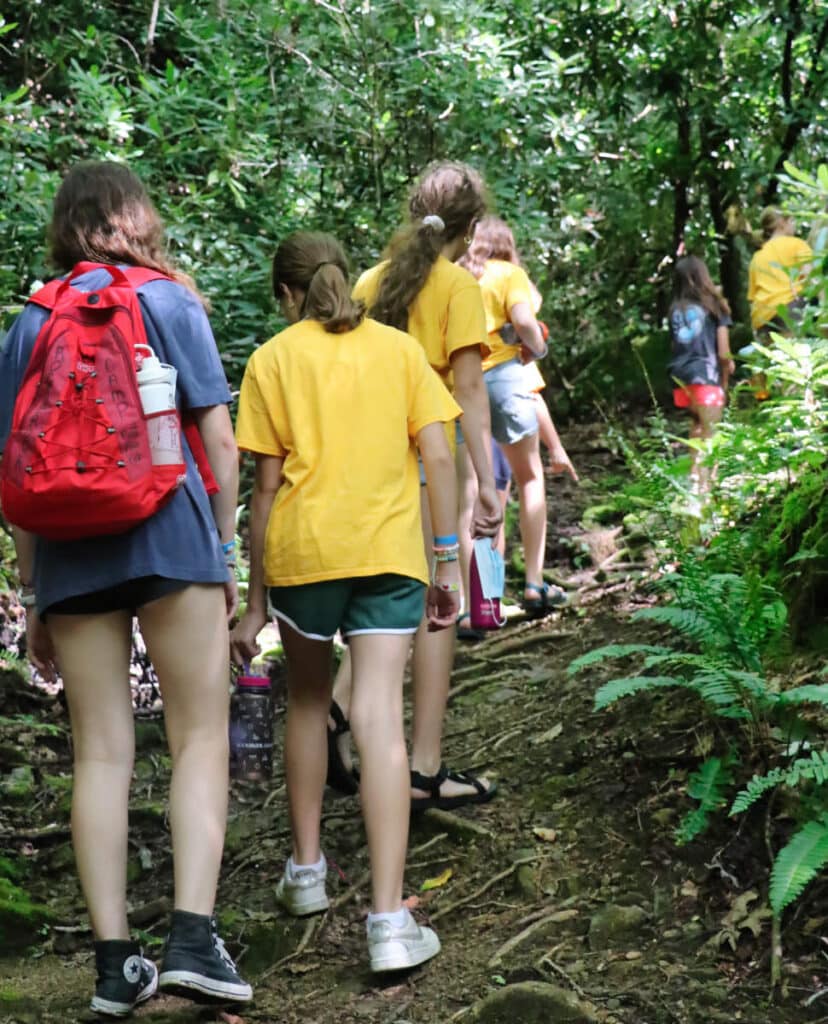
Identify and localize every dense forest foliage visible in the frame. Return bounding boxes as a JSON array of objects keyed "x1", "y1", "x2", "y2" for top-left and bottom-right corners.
[{"x1": 2, "y1": 1, "x2": 827, "y2": 396}]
